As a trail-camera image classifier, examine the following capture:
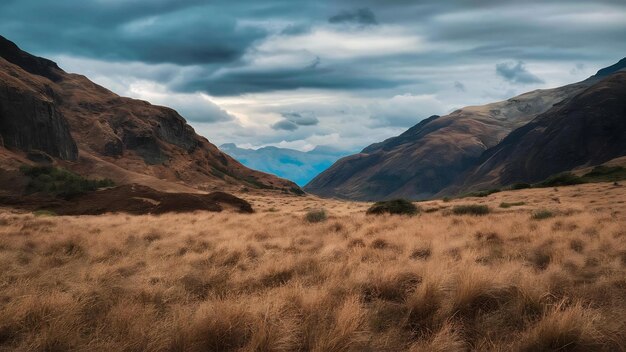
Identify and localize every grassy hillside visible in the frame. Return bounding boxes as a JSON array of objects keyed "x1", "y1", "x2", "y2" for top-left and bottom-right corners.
[{"x1": 0, "y1": 182, "x2": 624, "y2": 351}]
